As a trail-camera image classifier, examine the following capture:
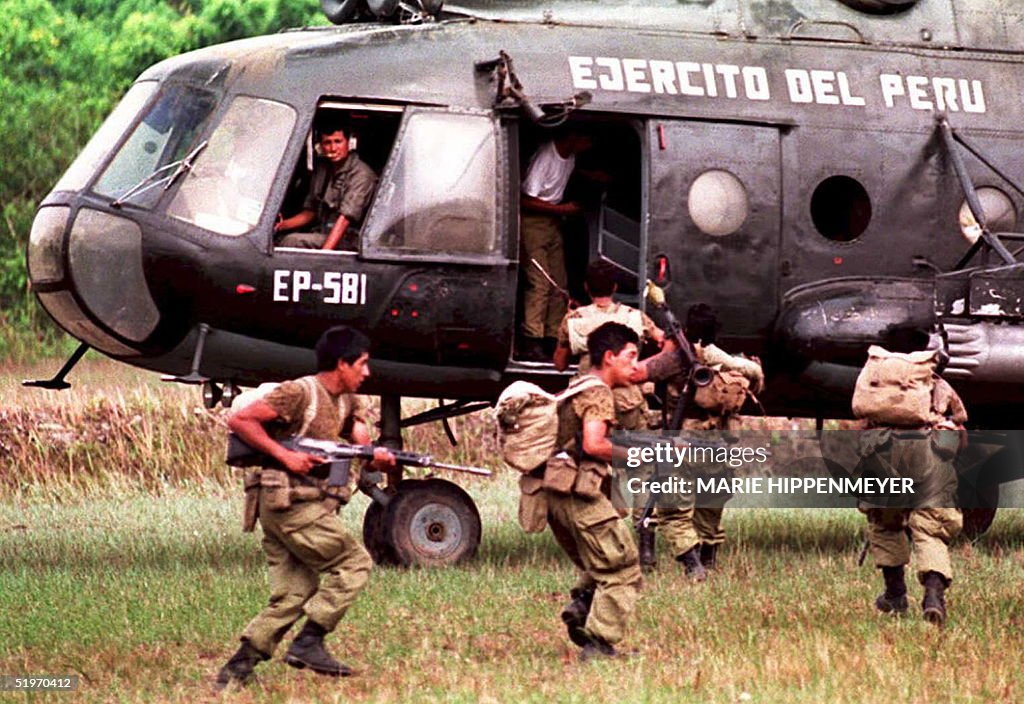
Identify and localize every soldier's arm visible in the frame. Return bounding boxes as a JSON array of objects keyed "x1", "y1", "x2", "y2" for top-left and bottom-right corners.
[
  {"x1": 321, "y1": 214, "x2": 352, "y2": 251},
  {"x1": 581, "y1": 419, "x2": 614, "y2": 462},
  {"x1": 228, "y1": 401, "x2": 323, "y2": 474},
  {"x1": 349, "y1": 420, "x2": 396, "y2": 467}
]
